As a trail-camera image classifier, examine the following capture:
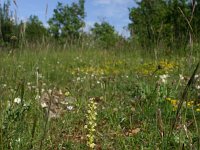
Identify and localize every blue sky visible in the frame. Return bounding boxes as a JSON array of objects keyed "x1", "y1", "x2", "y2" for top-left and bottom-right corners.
[{"x1": 5, "y1": 0, "x2": 136, "y2": 37}]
